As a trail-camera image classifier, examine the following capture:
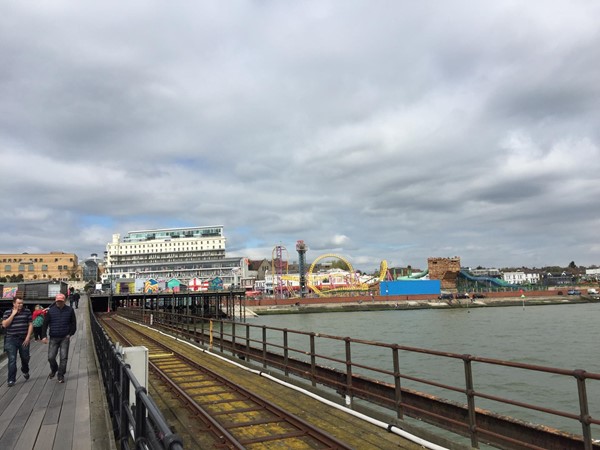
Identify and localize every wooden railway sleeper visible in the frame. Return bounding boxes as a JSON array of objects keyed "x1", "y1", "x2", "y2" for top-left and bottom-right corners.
[
  {"x1": 211, "y1": 405, "x2": 264, "y2": 415},
  {"x1": 103, "y1": 316, "x2": 354, "y2": 450}
]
